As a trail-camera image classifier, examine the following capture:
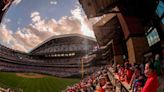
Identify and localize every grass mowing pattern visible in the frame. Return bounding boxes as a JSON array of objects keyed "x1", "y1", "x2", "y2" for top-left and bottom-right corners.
[{"x1": 0, "y1": 72, "x2": 79, "y2": 92}]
